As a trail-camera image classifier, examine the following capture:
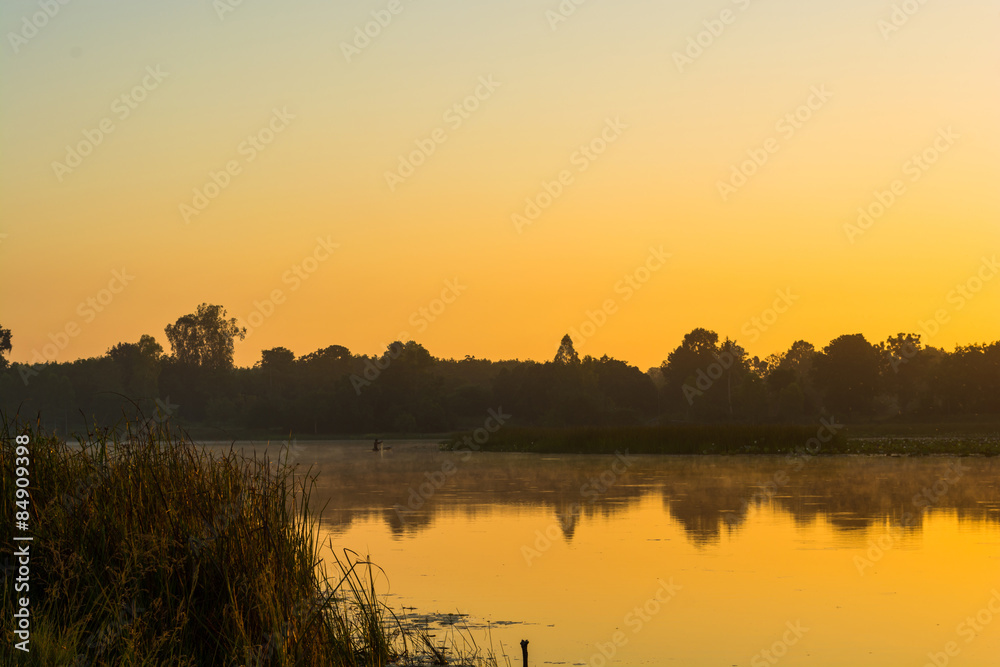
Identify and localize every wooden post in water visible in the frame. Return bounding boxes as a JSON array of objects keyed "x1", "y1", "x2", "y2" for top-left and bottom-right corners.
[{"x1": 520, "y1": 639, "x2": 529, "y2": 667}]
